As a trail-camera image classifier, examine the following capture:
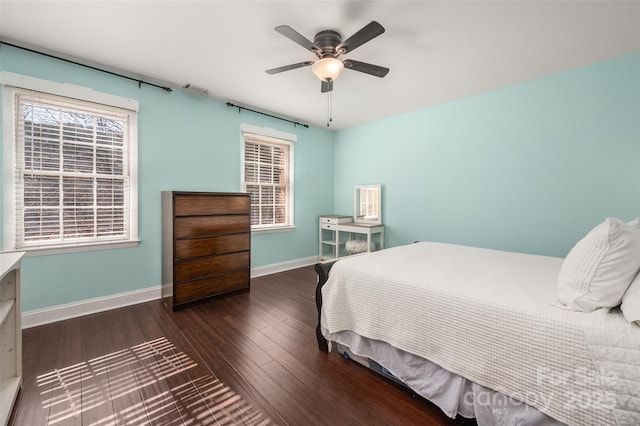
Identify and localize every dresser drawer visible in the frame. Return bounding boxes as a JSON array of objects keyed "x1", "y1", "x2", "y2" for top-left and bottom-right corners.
[
  {"x1": 174, "y1": 194, "x2": 250, "y2": 216},
  {"x1": 321, "y1": 223, "x2": 337, "y2": 230},
  {"x1": 174, "y1": 269, "x2": 249, "y2": 306},
  {"x1": 320, "y1": 215, "x2": 352, "y2": 225},
  {"x1": 175, "y1": 251, "x2": 250, "y2": 282},
  {"x1": 175, "y1": 234, "x2": 250, "y2": 259},
  {"x1": 174, "y1": 215, "x2": 249, "y2": 238}
]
